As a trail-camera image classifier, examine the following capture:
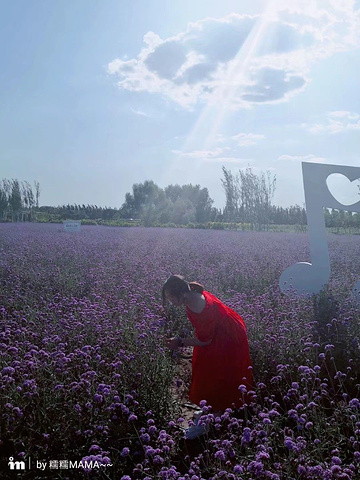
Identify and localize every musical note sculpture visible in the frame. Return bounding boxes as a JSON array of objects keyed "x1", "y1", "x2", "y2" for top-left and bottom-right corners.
[{"x1": 279, "y1": 162, "x2": 360, "y2": 299}]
